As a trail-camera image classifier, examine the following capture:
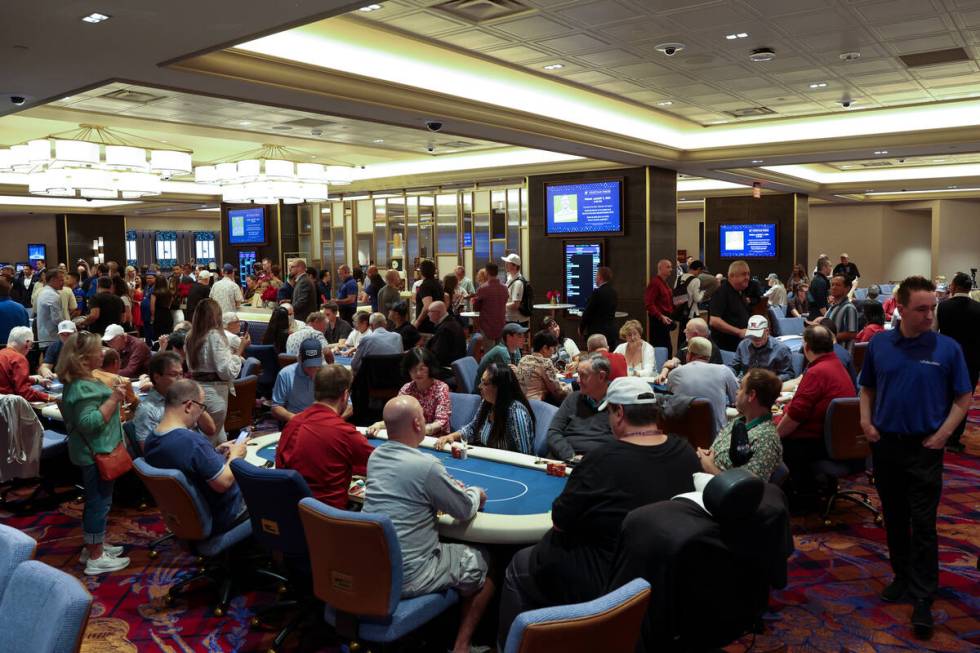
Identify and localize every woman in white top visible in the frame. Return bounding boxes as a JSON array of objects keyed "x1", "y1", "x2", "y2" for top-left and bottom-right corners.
[
  {"x1": 342, "y1": 311, "x2": 370, "y2": 353},
  {"x1": 614, "y1": 319, "x2": 657, "y2": 377},
  {"x1": 186, "y1": 298, "x2": 249, "y2": 444},
  {"x1": 764, "y1": 273, "x2": 787, "y2": 314},
  {"x1": 542, "y1": 317, "x2": 580, "y2": 367}
]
